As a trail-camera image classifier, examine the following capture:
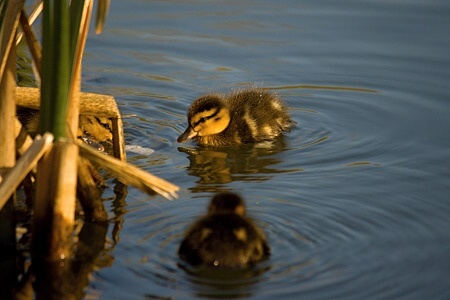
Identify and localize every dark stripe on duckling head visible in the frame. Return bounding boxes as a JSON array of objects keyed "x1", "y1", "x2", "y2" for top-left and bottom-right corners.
[
  {"x1": 188, "y1": 95, "x2": 225, "y2": 128},
  {"x1": 191, "y1": 108, "x2": 220, "y2": 128},
  {"x1": 188, "y1": 95, "x2": 225, "y2": 119}
]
